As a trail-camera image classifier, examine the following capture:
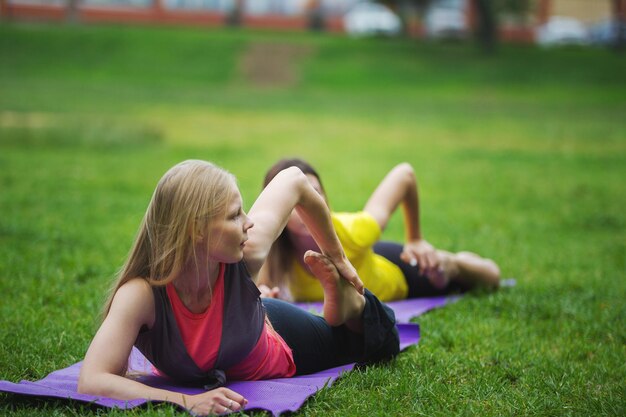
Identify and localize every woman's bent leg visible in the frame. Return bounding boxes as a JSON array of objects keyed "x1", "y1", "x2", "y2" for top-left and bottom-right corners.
[
  {"x1": 373, "y1": 241, "x2": 467, "y2": 298},
  {"x1": 263, "y1": 291, "x2": 399, "y2": 376}
]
